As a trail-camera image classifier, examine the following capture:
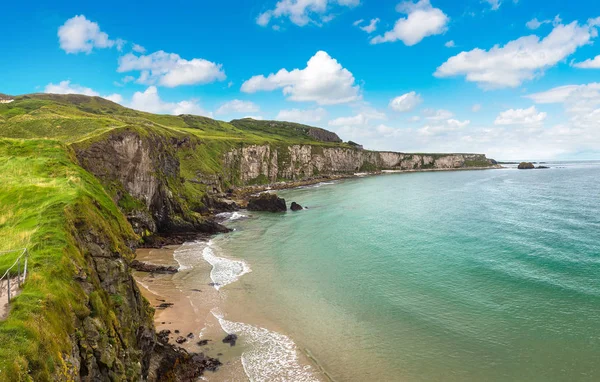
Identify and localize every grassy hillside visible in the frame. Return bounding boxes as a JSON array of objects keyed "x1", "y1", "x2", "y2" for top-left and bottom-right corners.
[
  {"x1": 0, "y1": 139, "x2": 143, "y2": 380},
  {"x1": 0, "y1": 94, "x2": 347, "y2": 146}
]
